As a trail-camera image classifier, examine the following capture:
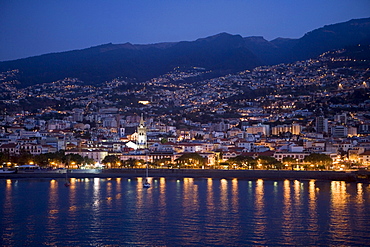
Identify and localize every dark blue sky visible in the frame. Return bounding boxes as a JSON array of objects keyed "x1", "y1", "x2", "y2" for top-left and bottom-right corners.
[{"x1": 1, "y1": 0, "x2": 369, "y2": 61}]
